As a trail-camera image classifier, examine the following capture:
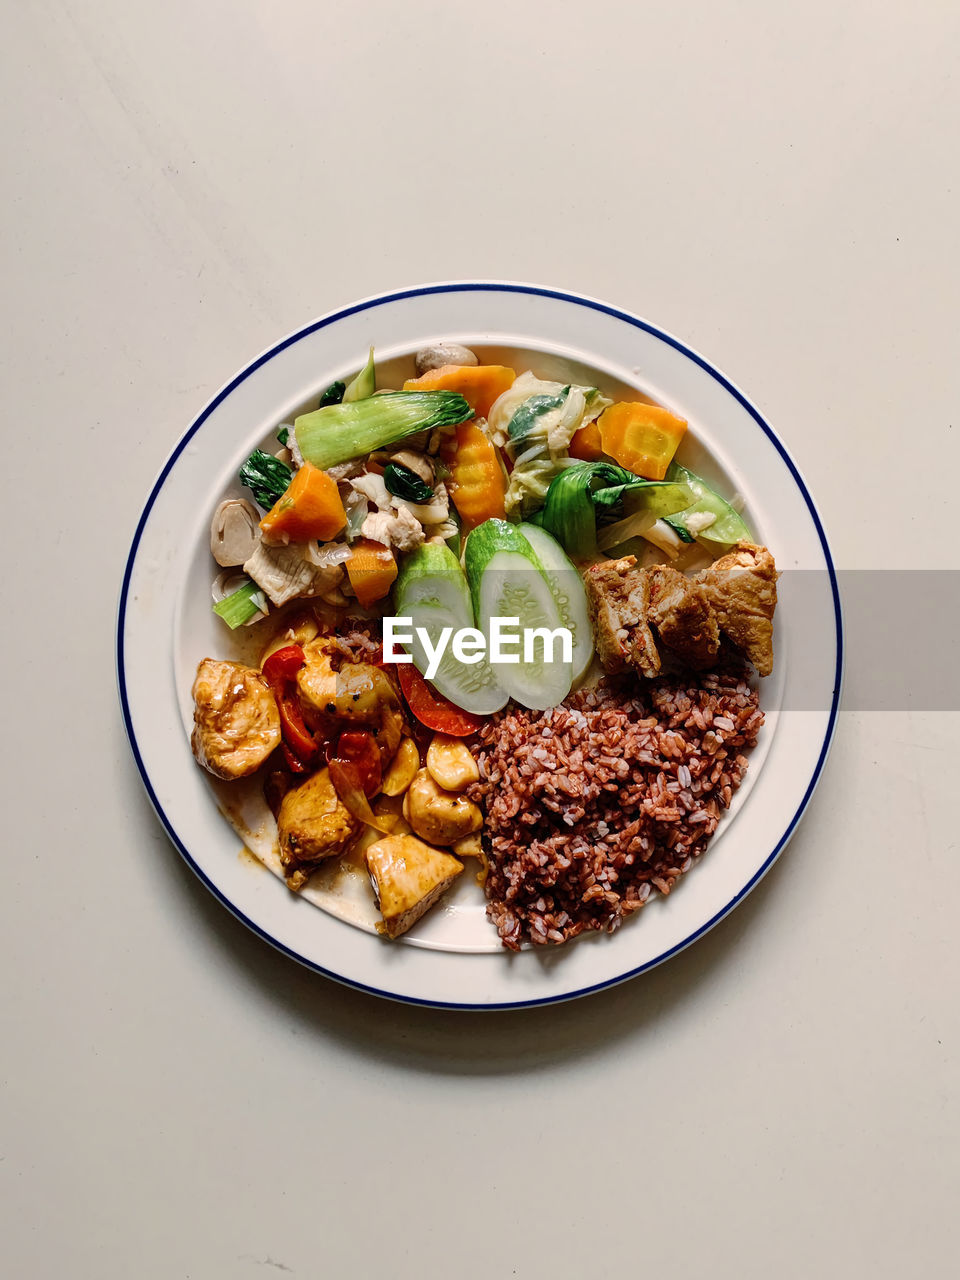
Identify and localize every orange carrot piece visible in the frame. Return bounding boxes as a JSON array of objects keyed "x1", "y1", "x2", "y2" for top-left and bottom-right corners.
[
  {"x1": 346, "y1": 538, "x2": 398, "y2": 608},
  {"x1": 441, "y1": 421, "x2": 506, "y2": 530},
  {"x1": 403, "y1": 364, "x2": 516, "y2": 419},
  {"x1": 259, "y1": 462, "x2": 347, "y2": 542},
  {"x1": 598, "y1": 402, "x2": 687, "y2": 481},
  {"x1": 568, "y1": 420, "x2": 604, "y2": 461}
]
